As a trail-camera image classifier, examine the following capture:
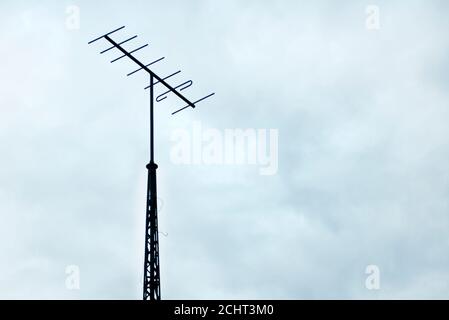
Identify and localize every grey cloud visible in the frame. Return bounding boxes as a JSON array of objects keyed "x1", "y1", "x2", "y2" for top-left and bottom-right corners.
[{"x1": 0, "y1": 0, "x2": 449, "y2": 299}]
